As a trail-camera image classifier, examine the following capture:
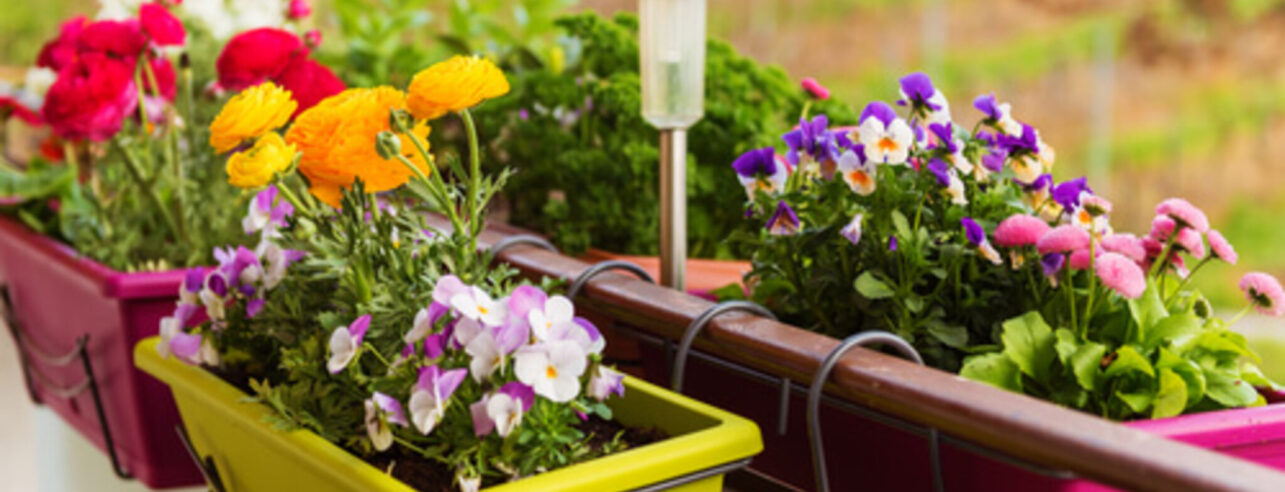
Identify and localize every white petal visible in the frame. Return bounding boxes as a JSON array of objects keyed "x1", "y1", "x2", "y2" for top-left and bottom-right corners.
[
  {"x1": 466, "y1": 334, "x2": 501, "y2": 383},
  {"x1": 528, "y1": 310, "x2": 551, "y2": 341},
  {"x1": 887, "y1": 119, "x2": 914, "y2": 148},
  {"x1": 545, "y1": 296, "x2": 574, "y2": 323},
  {"x1": 513, "y1": 347, "x2": 548, "y2": 386},
  {"x1": 836, "y1": 150, "x2": 859, "y2": 173},
  {"x1": 327, "y1": 327, "x2": 355, "y2": 373},
  {"x1": 549, "y1": 341, "x2": 588, "y2": 378},
  {"x1": 405, "y1": 307, "x2": 433, "y2": 344},
  {"x1": 409, "y1": 390, "x2": 440, "y2": 435},
  {"x1": 857, "y1": 117, "x2": 886, "y2": 147},
  {"x1": 550, "y1": 375, "x2": 581, "y2": 403},
  {"x1": 451, "y1": 293, "x2": 481, "y2": 320}
]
